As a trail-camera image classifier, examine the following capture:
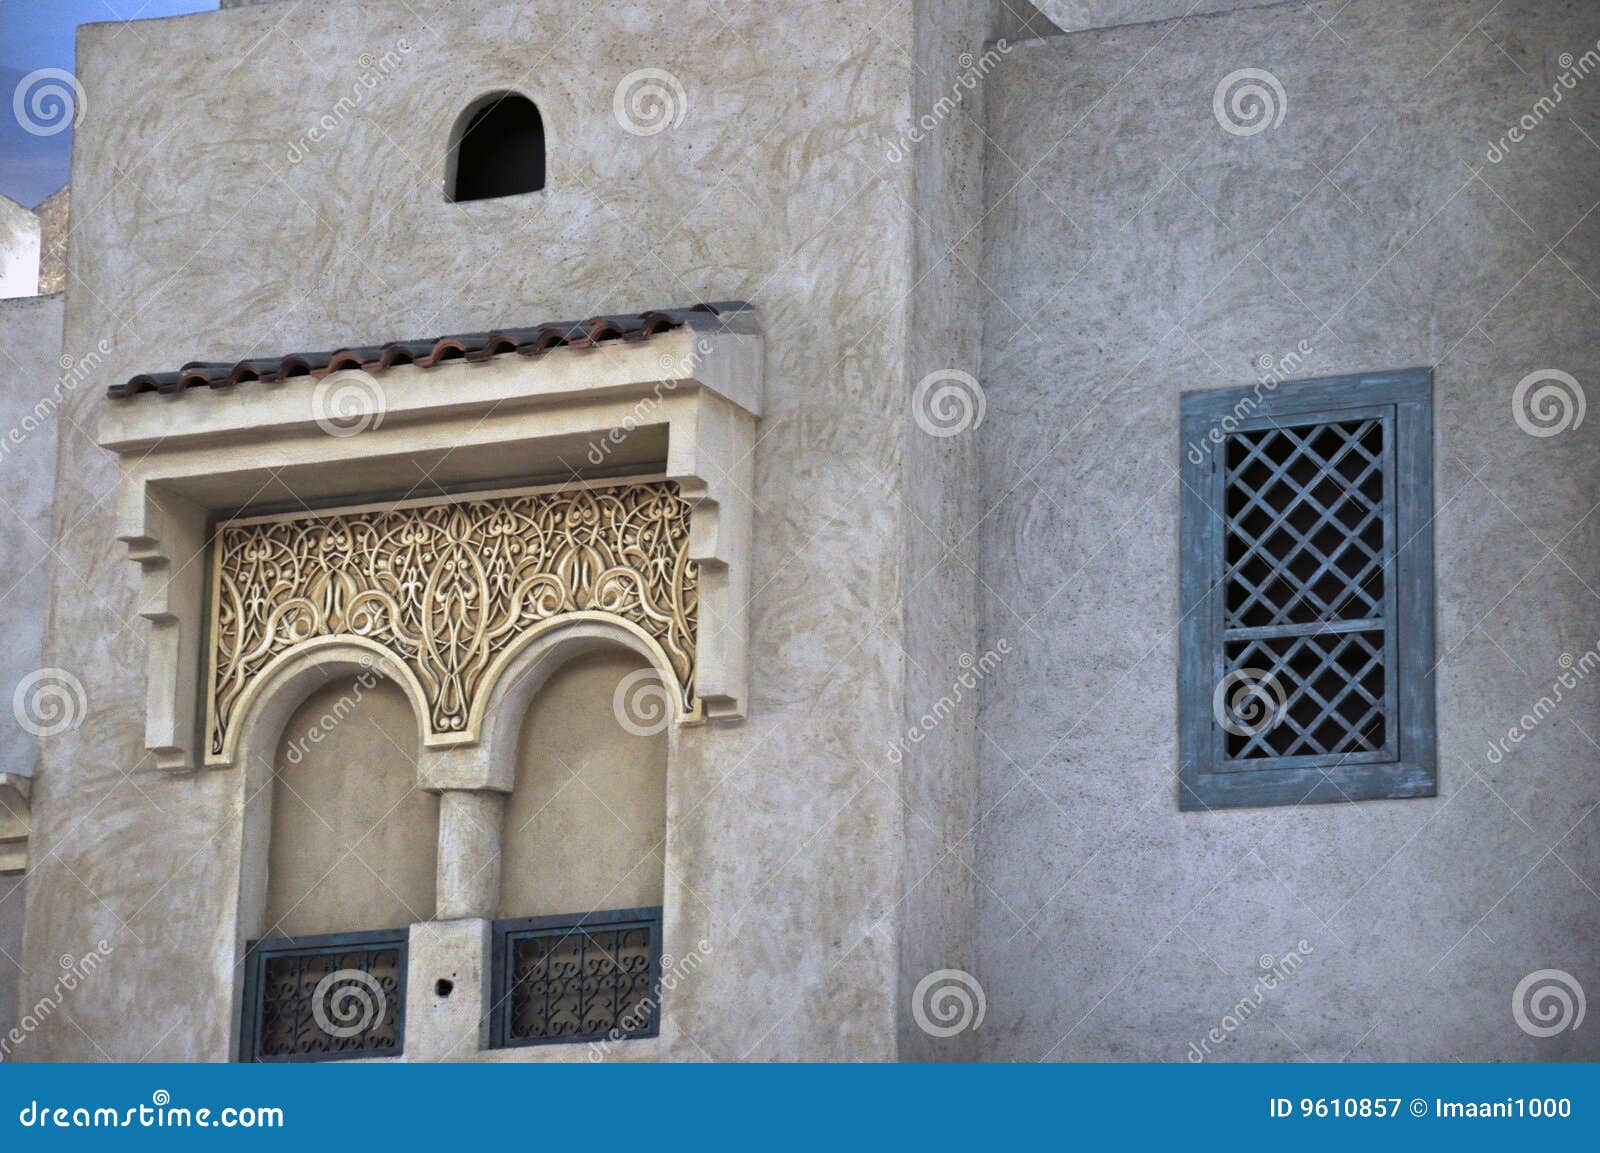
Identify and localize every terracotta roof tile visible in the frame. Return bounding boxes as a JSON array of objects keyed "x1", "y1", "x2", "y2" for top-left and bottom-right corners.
[{"x1": 107, "y1": 301, "x2": 753, "y2": 399}]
